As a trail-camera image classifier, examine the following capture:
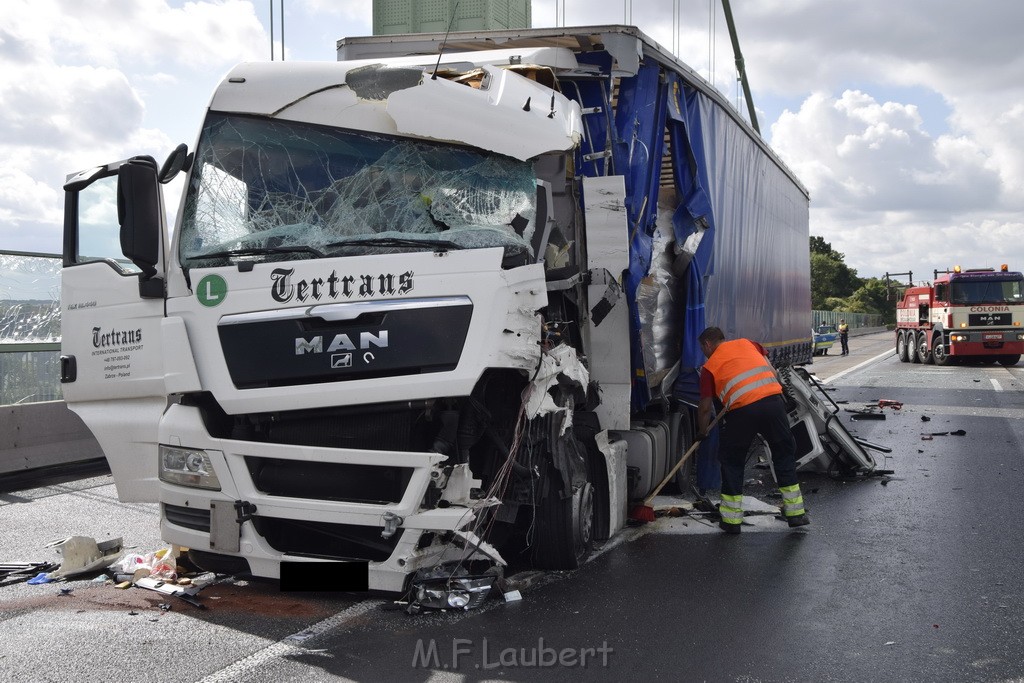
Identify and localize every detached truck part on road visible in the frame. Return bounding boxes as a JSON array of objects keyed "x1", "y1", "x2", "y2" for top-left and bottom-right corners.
[
  {"x1": 895, "y1": 266, "x2": 1024, "y2": 366},
  {"x1": 60, "y1": 26, "x2": 811, "y2": 592}
]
